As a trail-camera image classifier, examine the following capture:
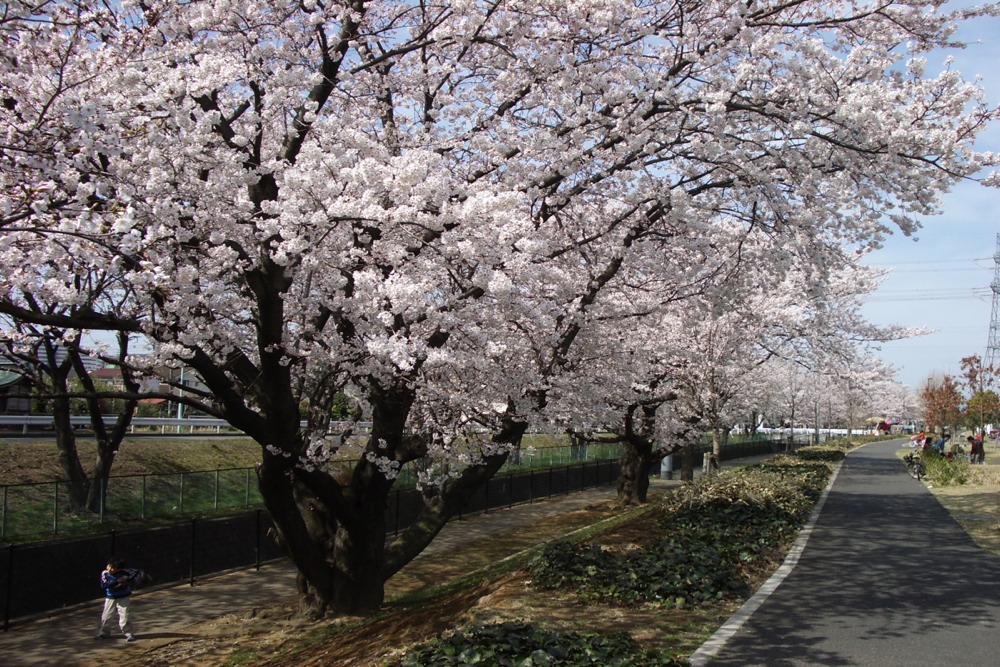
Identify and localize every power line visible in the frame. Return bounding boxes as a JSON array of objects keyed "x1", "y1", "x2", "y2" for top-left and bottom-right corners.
[
  {"x1": 888, "y1": 267, "x2": 992, "y2": 274},
  {"x1": 866, "y1": 288, "x2": 991, "y2": 303},
  {"x1": 871, "y1": 256, "x2": 992, "y2": 266}
]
